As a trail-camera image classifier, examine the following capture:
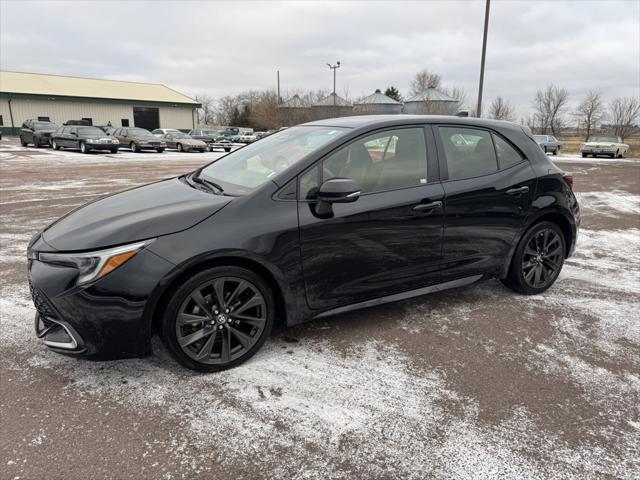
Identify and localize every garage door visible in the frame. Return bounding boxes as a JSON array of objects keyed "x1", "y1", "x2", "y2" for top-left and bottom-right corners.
[{"x1": 133, "y1": 107, "x2": 159, "y2": 131}]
